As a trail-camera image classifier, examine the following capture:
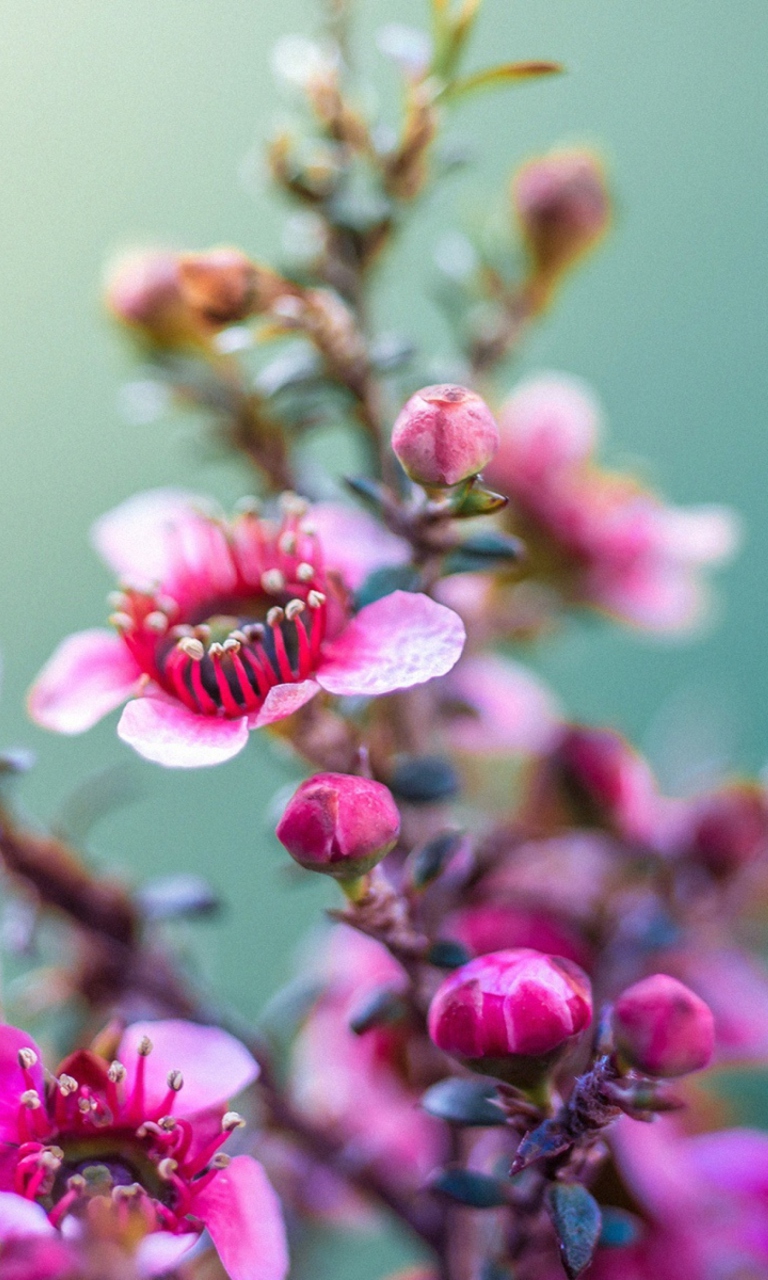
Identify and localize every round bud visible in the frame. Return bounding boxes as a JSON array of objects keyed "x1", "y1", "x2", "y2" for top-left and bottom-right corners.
[
  {"x1": 104, "y1": 250, "x2": 190, "y2": 346},
  {"x1": 391, "y1": 384, "x2": 500, "y2": 488},
  {"x1": 276, "y1": 772, "x2": 401, "y2": 879},
  {"x1": 612, "y1": 974, "x2": 715, "y2": 1078},
  {"x1": 513, "y1": 149, "x2": 610, "y2": 288},
  {"x1": 427, "y1": 948, "x2": 592, "y2": 1084},
  {"x1": 683, "y1": 783, "x2": 768, "y2": 879},
  {"x1": 178, "y1": 248, "x2": 259, "y2": 326}
]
